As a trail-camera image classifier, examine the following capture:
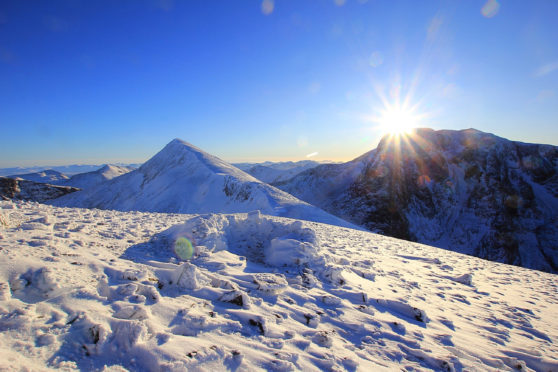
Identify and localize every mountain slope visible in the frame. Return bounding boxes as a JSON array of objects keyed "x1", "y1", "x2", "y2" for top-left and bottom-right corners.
[
  {"x1": 242, "y1": 161, "x2": 322, "y2": 184},
  {"x1": 275, "y1": 128, "x2": 558, "y2": 273},
  {"x1": 62, "y1": 164, "x2": 135, "y2": 189},
  {"x1": 50, "y1": 139, "x2": 355, "y2": 228},
  {"x1": 1, "y1": 200, "x2": 557, "y2": 371}
]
